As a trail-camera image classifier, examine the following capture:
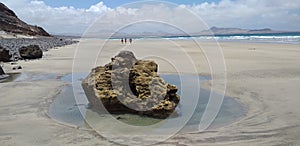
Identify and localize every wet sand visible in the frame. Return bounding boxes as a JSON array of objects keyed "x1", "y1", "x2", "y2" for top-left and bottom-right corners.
[{"x1": 0, "y1": 39, "x2": 300, "y2": 145}]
